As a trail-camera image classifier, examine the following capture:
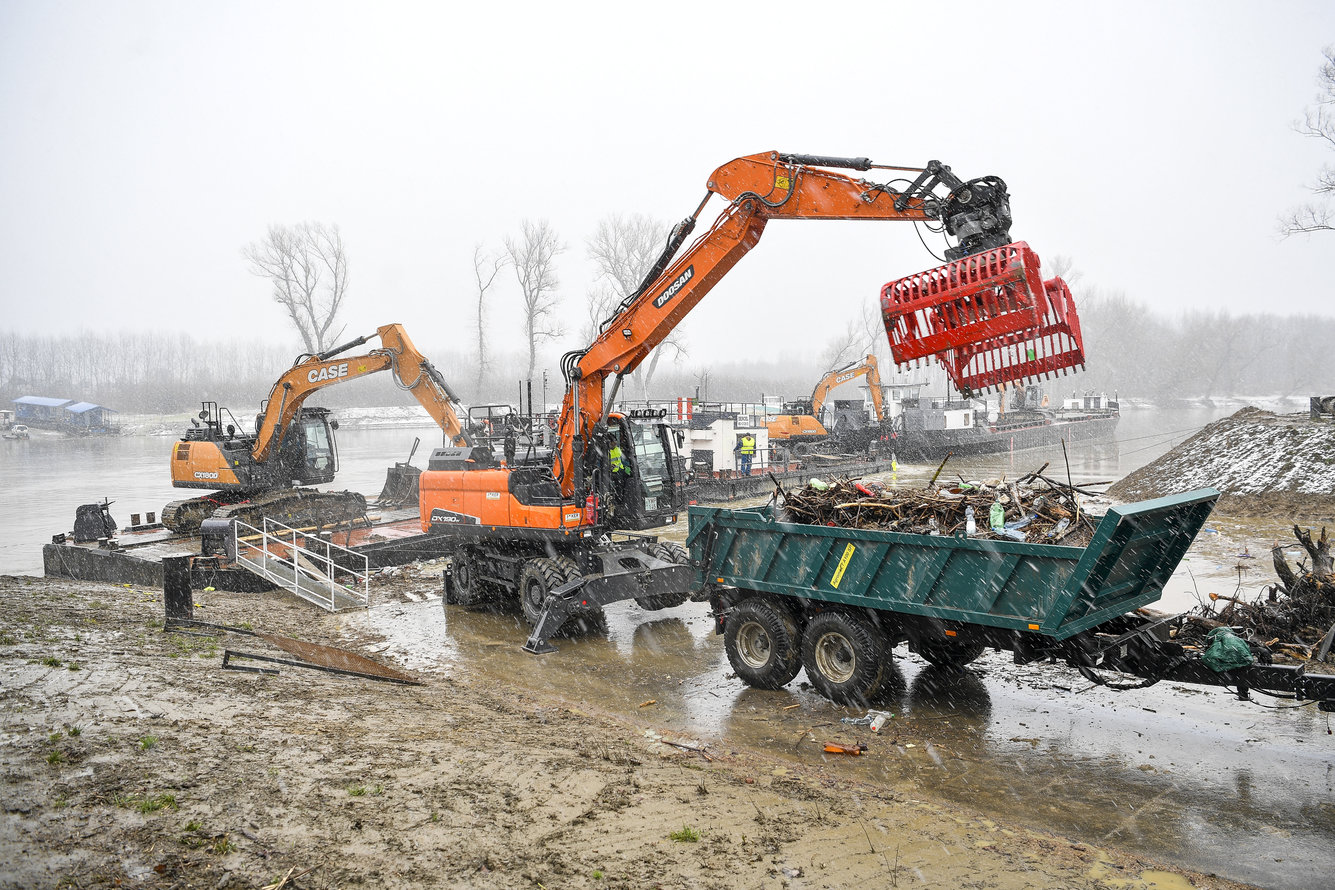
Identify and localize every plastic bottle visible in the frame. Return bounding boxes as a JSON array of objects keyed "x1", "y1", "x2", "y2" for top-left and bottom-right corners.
[
  {"x1": 927, "y1": 517, "x2": 939, "y2": 536},
  {"x1": 965, "y1": 505, "x2": 976, "y2": 536},
  {"x1": 990, "y1": 500, "x2": 1005, "y2": 531}
]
